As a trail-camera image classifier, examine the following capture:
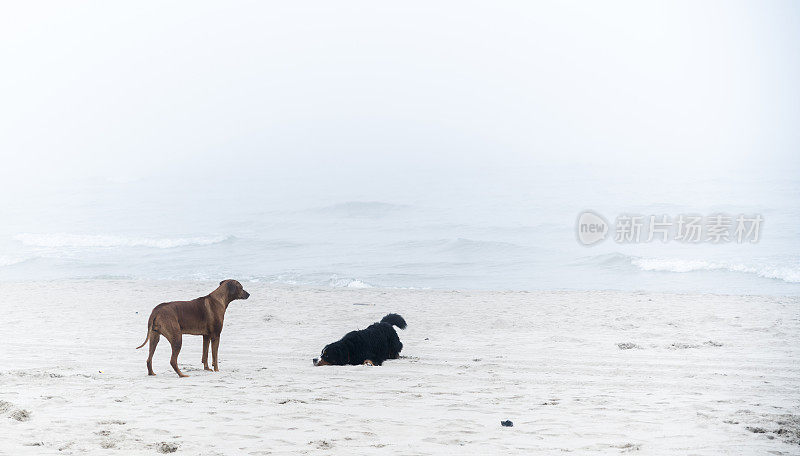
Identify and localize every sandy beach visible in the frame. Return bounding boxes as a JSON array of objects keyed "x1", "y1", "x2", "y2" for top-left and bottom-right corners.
[{"x1": 1, "y1": 280, "x2": 798, "y2": 455}]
